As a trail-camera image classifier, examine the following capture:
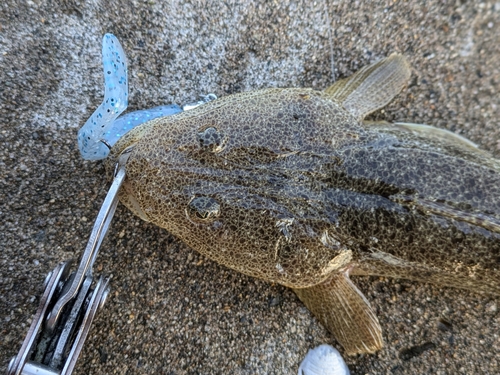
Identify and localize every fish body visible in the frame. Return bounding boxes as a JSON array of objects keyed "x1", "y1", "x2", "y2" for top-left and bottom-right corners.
[
  {"x1": 96, "y1": 50, "x2": 500, "y2": 354},
  {"x1": 109, "y1": 86, "x2": 500, "y2": 288}
]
